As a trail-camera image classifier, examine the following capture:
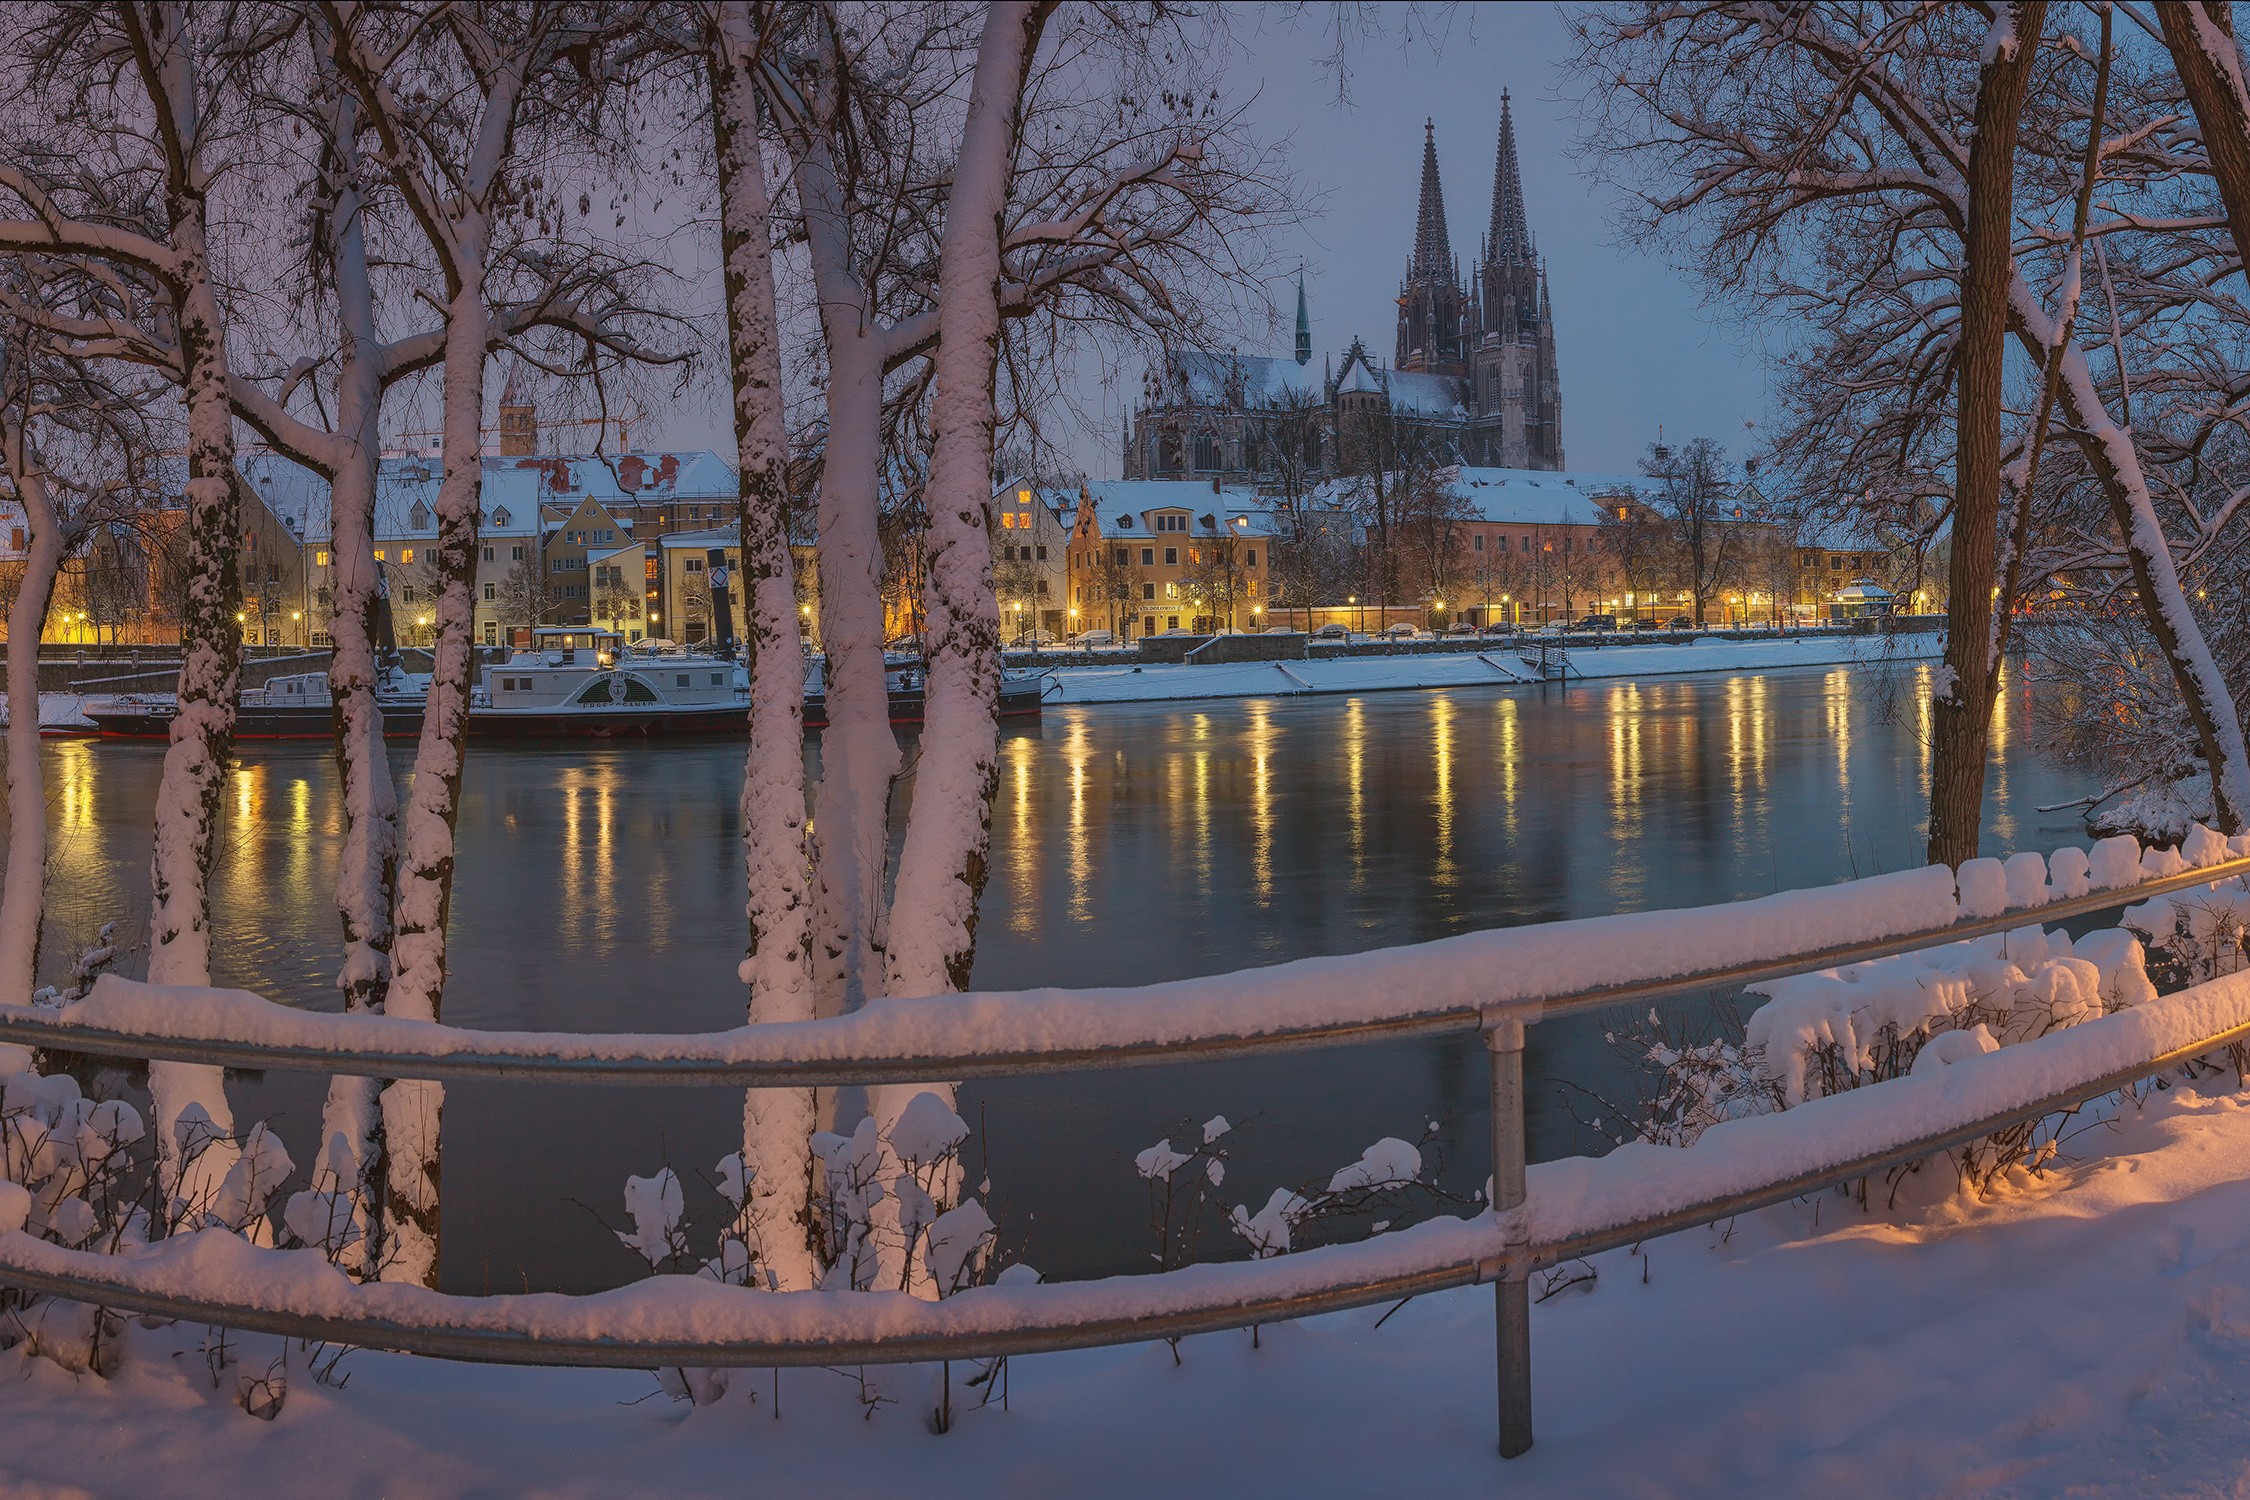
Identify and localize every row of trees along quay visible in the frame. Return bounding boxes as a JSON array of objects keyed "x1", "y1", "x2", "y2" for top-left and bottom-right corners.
[
  {"x1": 0, "y1": 0, "x2": 1288, "y2": 1300},
  {"x1": 0, "y1": 0, "x2": 2242, "y2": 1431}
]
